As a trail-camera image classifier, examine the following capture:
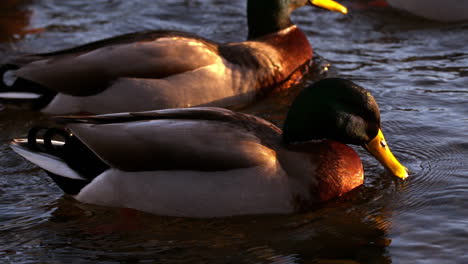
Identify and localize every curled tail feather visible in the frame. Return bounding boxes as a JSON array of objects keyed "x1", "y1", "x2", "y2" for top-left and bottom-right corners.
[
  {"x1": 26, "y1": 126, "x2": 109, "y2": 179},
  {"x1": 11, "y1": 126, "x2": 109, "y2": 195}
]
